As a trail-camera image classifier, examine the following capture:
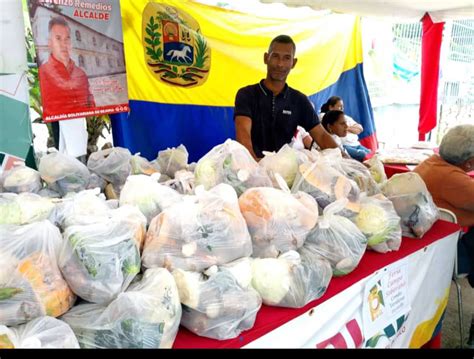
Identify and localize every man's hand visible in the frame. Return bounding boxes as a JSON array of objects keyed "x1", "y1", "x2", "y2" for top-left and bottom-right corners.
[{"x1": 235, "y1": 115, "x2": 260, "y2": 161}]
